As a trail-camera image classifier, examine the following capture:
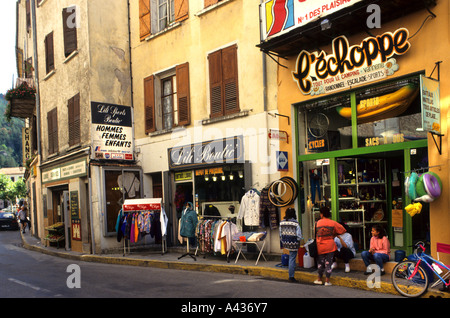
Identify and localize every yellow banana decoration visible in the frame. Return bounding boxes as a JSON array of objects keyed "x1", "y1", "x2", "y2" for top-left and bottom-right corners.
[{"x1": 336, "y1": 83, "x2": 418, "y2": 122}]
